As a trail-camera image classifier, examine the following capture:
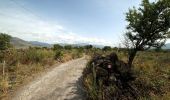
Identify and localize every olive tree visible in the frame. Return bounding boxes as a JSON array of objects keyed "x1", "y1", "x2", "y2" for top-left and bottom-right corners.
[{"x1": 125, "y1": 0, "x2": 170, "y2": 67}]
